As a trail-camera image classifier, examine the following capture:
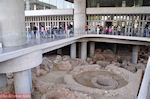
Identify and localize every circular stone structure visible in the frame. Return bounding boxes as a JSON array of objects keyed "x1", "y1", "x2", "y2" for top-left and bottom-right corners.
[
  {"x1": 91, "y1": 75, "x2": 118, "y2": 90},
  {"x1": 64, "y1": 64, "x2": 143, "y2": 97},
  {"x1": 74, "y1": 71, "x2": 126, "y2": 90}
]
